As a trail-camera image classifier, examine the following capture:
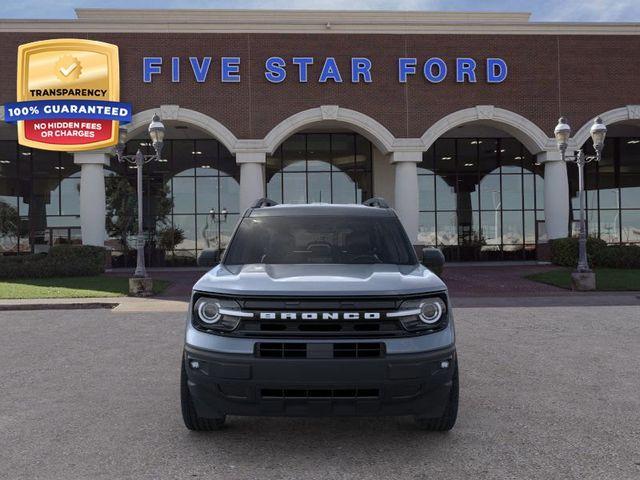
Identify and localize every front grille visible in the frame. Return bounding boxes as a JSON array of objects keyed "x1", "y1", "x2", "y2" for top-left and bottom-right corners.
[
  {"x1": 241, "y1": 319, "x2": 401, "y2": 337},
  {"x1": 231, "y1": 296, "x2": 409, "y2": 338},
  {"x1": 261, "y1": 388, "x2": 380, "y2": 399},
  {"x1": 256, "y1": 342, "x2": 384, "y2": 359}
]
